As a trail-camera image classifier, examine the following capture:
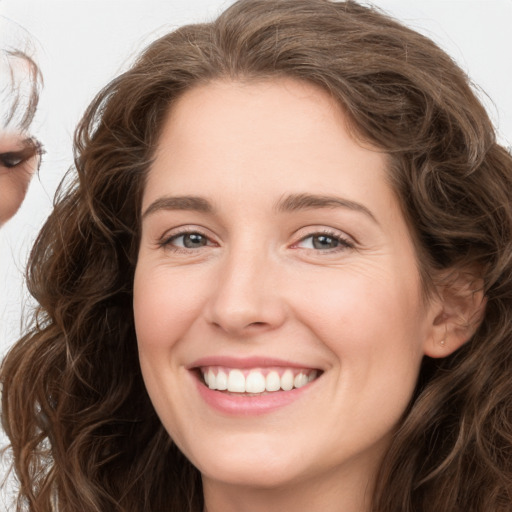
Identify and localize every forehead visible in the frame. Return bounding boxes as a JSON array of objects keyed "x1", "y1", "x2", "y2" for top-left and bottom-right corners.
[
  {"x1": 142, "y1": 79, "x2": 406, "y2": 237},
  {"x1": 146, "y1": 78, "x2": 388, "y2": 196},
  {"x1": 163, "y1": 78, "x2": 347, "y2": 142}
]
